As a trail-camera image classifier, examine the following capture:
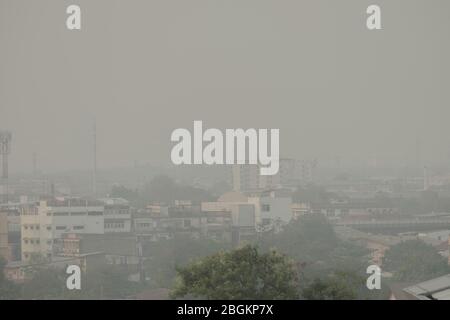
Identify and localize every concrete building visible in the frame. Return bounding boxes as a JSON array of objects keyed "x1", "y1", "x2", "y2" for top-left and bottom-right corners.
[
  {"x1": 0, "y1": 211, "x2": 8, "y2": 260},
  {"x1": 7, "y1": 208, "x2": 21, "y2": 261},
  {"x1": 202, "y1": 192, "x2": 256, "y2": 246},
  {"x1": 20, "y1": 198, "x2": 104, "y2": 261},
  {"x1": 202, "y1": 192, "x2": 254, "y2": 225},
  {"x1": 402, "y1": 274, "x2": 450, "y2": 300},
  {"x1": 248, "y1": 189, "x2": 293, "y2": 227},
  {"x1": 58, "y1": 232, "x2": 137, "y2": 267},
  {"x1": 204, "y1": 190, "x2": 292, "y2": 231},
  {"x1": 291, "y1": 202, "x2": 312, "y2": 219},
  {"x1": 99, "y1": 198, "x2": 132, "y2": 233},
  {"x1": 0, "y1": 206, "x2": 22, "y2": 261},
  {"x1": 134, "y1": 202, "x2": 233, "y2": 242}
]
